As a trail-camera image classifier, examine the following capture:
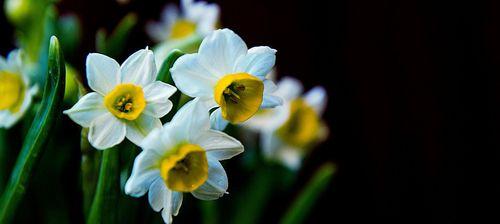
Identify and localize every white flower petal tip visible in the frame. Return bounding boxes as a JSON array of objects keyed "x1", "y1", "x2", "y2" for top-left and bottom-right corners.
[{"x1": 304, "y1": 86, "x2": 328, "y2": 115}]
